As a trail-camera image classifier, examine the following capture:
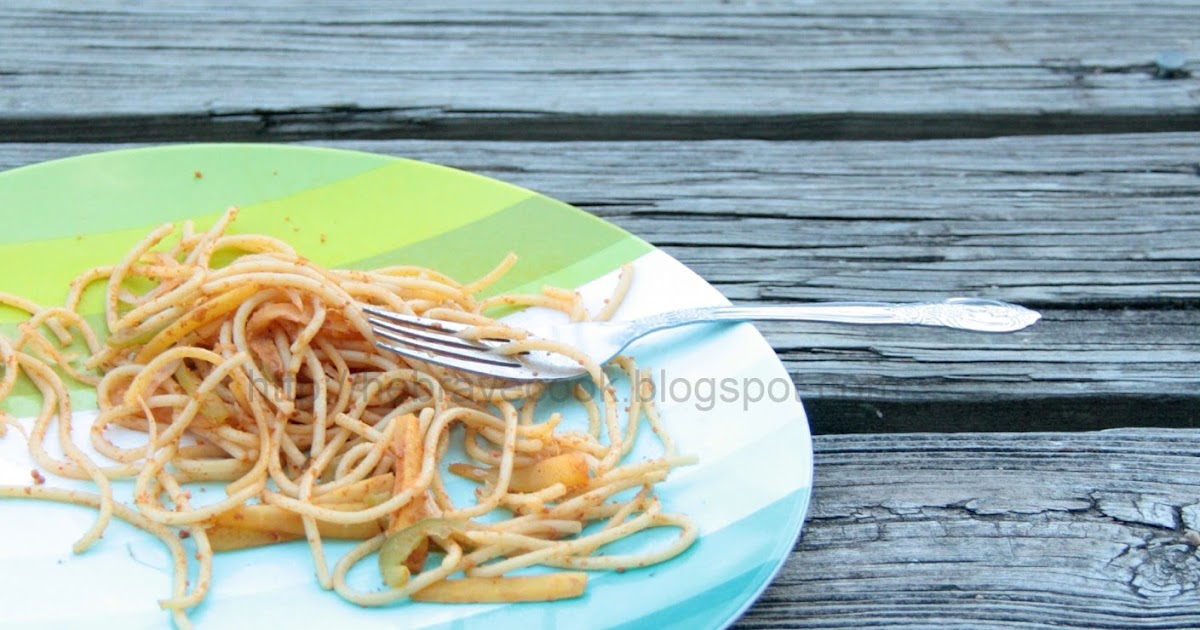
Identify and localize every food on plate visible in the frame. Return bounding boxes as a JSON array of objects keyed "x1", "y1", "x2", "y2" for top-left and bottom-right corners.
[{"x1": 0, "y1": 207, "x2": 696, "y2": 628}]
